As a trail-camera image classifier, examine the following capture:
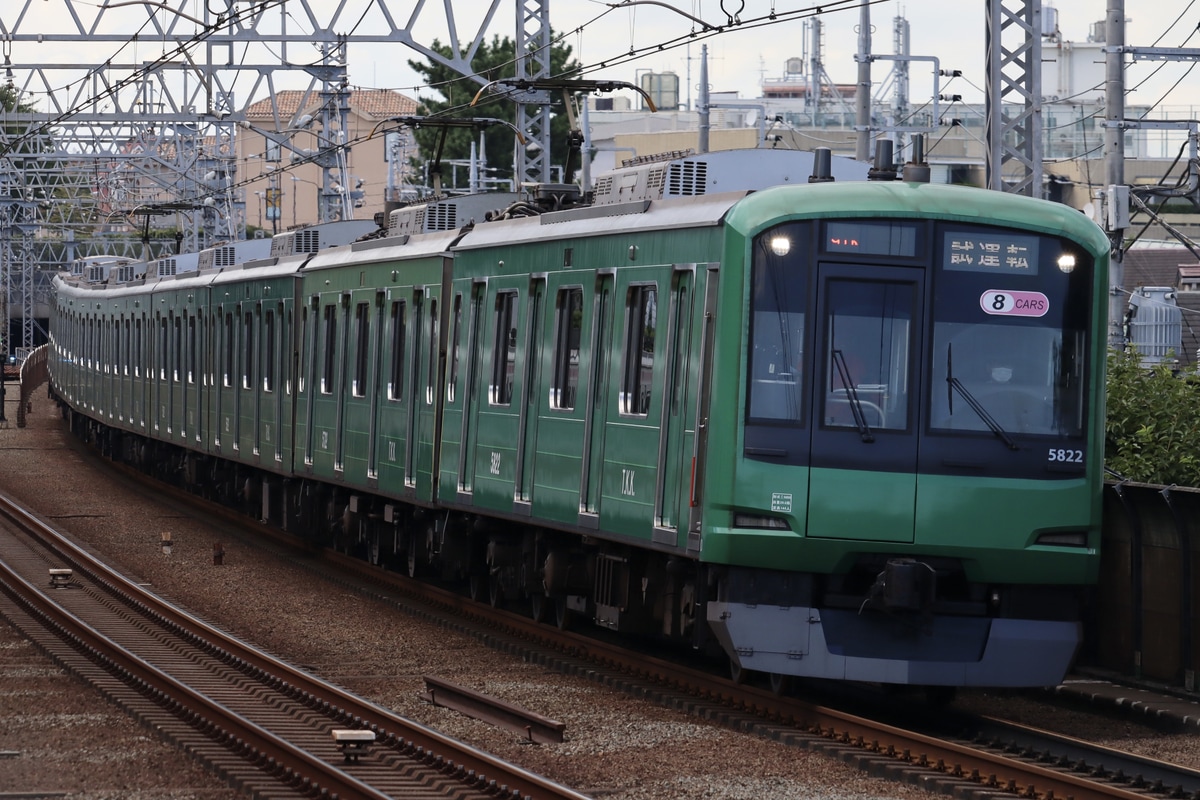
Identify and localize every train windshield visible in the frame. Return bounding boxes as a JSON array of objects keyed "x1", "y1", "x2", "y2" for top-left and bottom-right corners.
[
  {"x1": 928, "y1": 225, "x2": 1089, "y2": 438},
  {"x1": 745, "y1": 219, "x2": 1094, "y2": 464}
]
